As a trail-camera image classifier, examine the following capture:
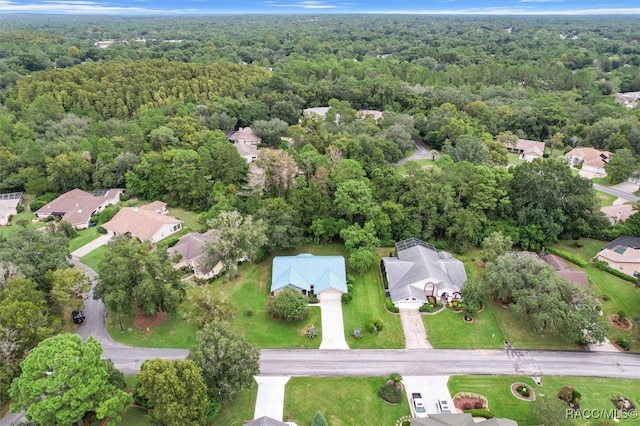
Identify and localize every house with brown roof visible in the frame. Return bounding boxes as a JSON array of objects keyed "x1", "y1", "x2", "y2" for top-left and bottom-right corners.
[
  {"x1": 595, "y1": 235, "x2": 640, "y2": 278},
  {"x1": 227, "y1": 127, "x2": 261, "y2": 162},
  {"x1": 505, "y1": 139, "x2": 545, "y2": 162},
  {"x1": 102, "y1": 202, "x2": 182, "y2": 243},
  {"x1": 614, "y1": 91, "x2": 640, "y2": 109},
  {"x1": 600, "y1": 204, "x2": 636, "y2": 224},
  {"x1": 35, "y1": 188, "x2": 123, "y2": 229},
  {"x1": 227, "y1": 127, "x2": 262, "y2": 145},
  {"x1": 140, "y1": 200, "x2": 168, "y2": 215},
  {"x1": 167, "y1": 231, "x2": 223, "y2": 279},
  {"x1": 542, "y1": 254, "x2": 590, "y2": 288},
  {"x1": 0, "y1": 192, "x2": 24, "y2": 226},
  {"x1": 565, "y1": 147, "x2": 611, "y2": 176}
]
